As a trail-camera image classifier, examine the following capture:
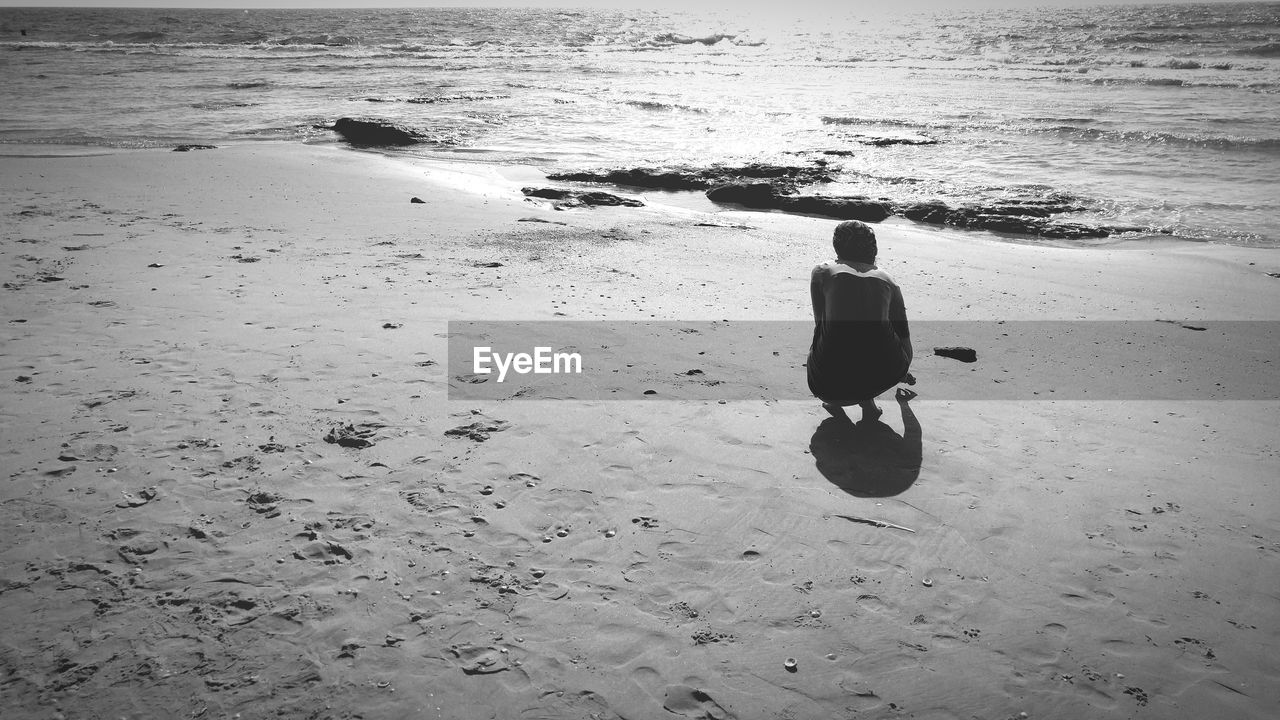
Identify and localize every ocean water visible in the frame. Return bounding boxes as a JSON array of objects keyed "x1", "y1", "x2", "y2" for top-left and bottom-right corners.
[{"x1": 2, "y1": 3, "x2": 1278, "y2": 246}]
